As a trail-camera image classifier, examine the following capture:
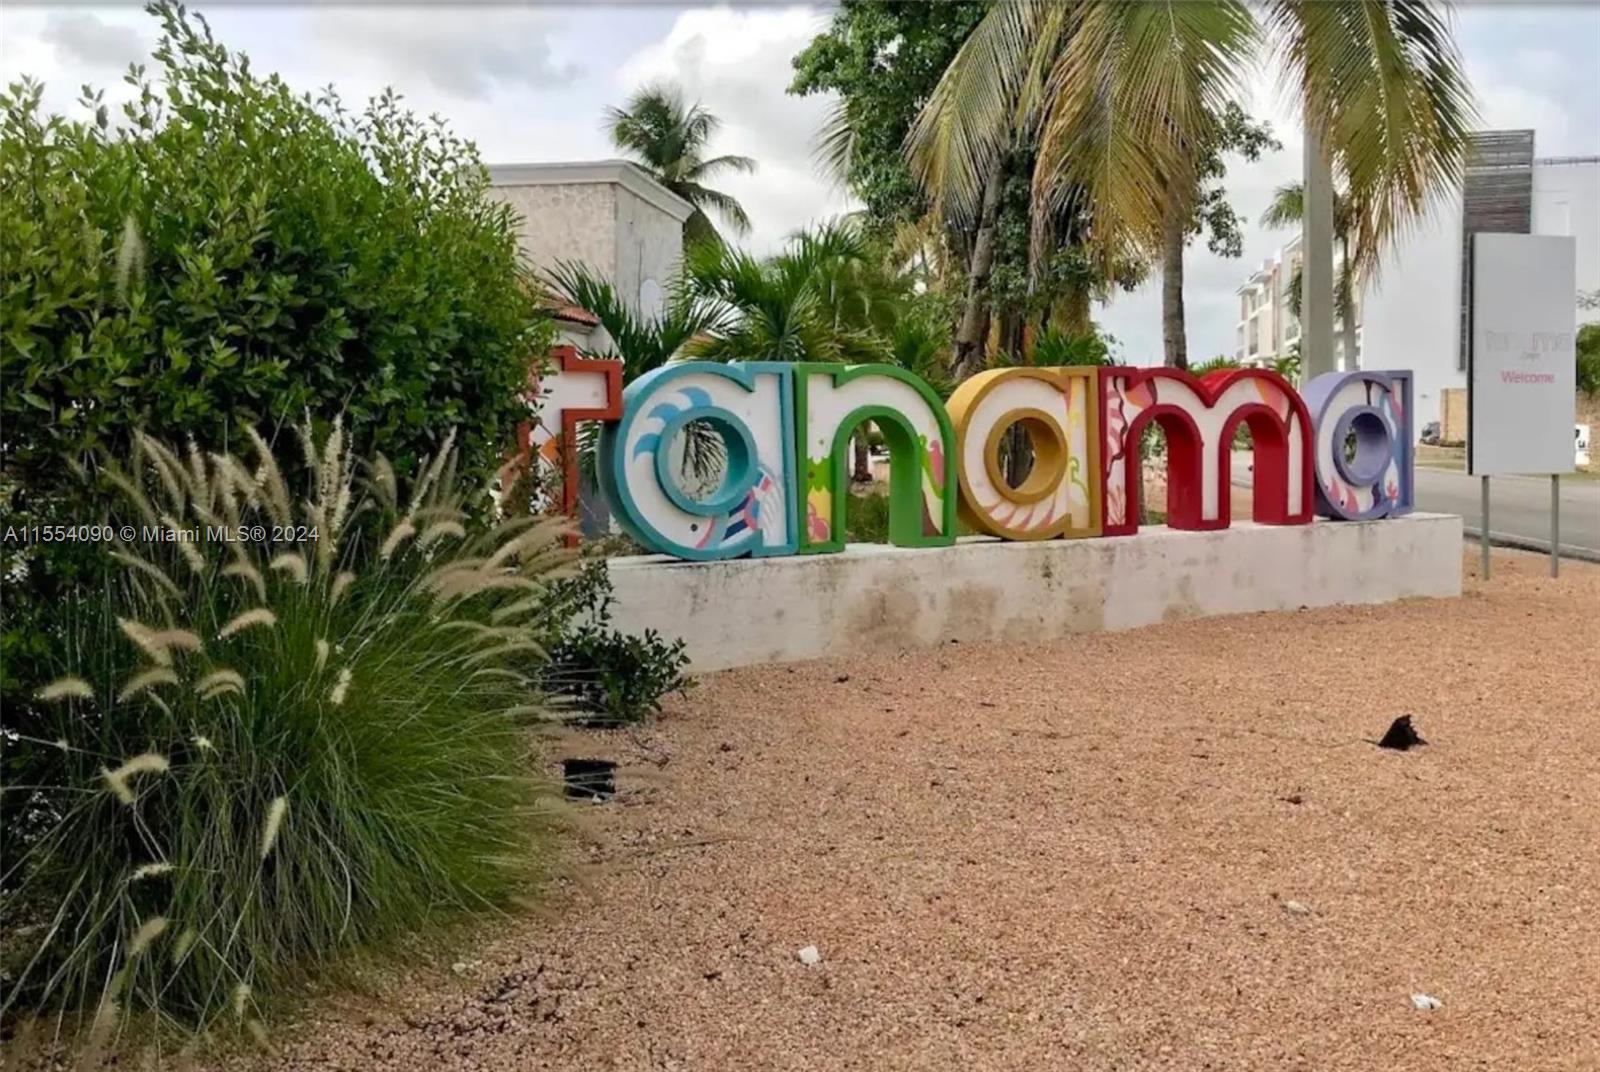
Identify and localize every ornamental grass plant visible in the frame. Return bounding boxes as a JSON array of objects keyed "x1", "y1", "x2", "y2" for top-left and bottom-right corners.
[{"x1": 1, "y1": 421, "x2": 572, "y2": 1045}]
